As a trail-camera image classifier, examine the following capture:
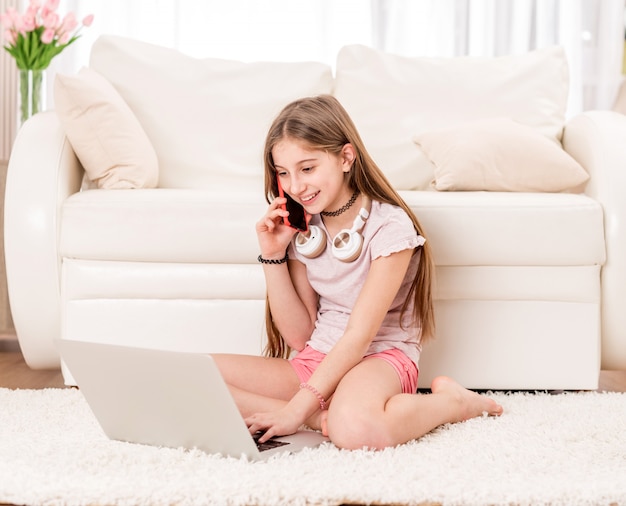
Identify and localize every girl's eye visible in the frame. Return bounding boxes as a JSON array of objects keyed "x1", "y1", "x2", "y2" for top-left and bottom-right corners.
[{"x1": 302, "y1": 167, "x2": 313, "y2": 172}]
